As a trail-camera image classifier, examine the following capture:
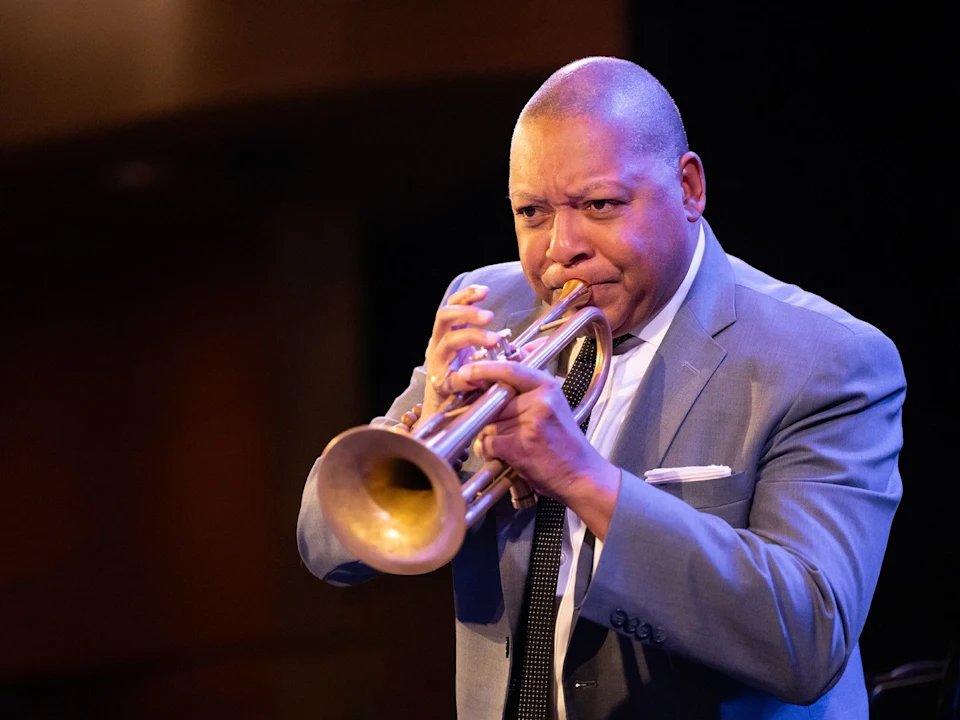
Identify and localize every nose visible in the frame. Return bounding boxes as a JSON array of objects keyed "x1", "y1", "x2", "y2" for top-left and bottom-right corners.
[{"x1": 545, "y1": 209, "x2": 591, "y2": 267}]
